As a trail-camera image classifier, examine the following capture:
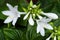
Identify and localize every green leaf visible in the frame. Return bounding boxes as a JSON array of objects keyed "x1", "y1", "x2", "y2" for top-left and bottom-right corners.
[
  {"x1": 3, "y1": 28, "x2": 21, "y2": 40},
  {"x1": 0, "y1": 0, "x2": 5, "y2": 6},
  {"x1": 0, "y1": 29, "x2": 5, "y2": 40},
  {"x1": 26, "y1": 24, "x2": 38, "y2": 40}
]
